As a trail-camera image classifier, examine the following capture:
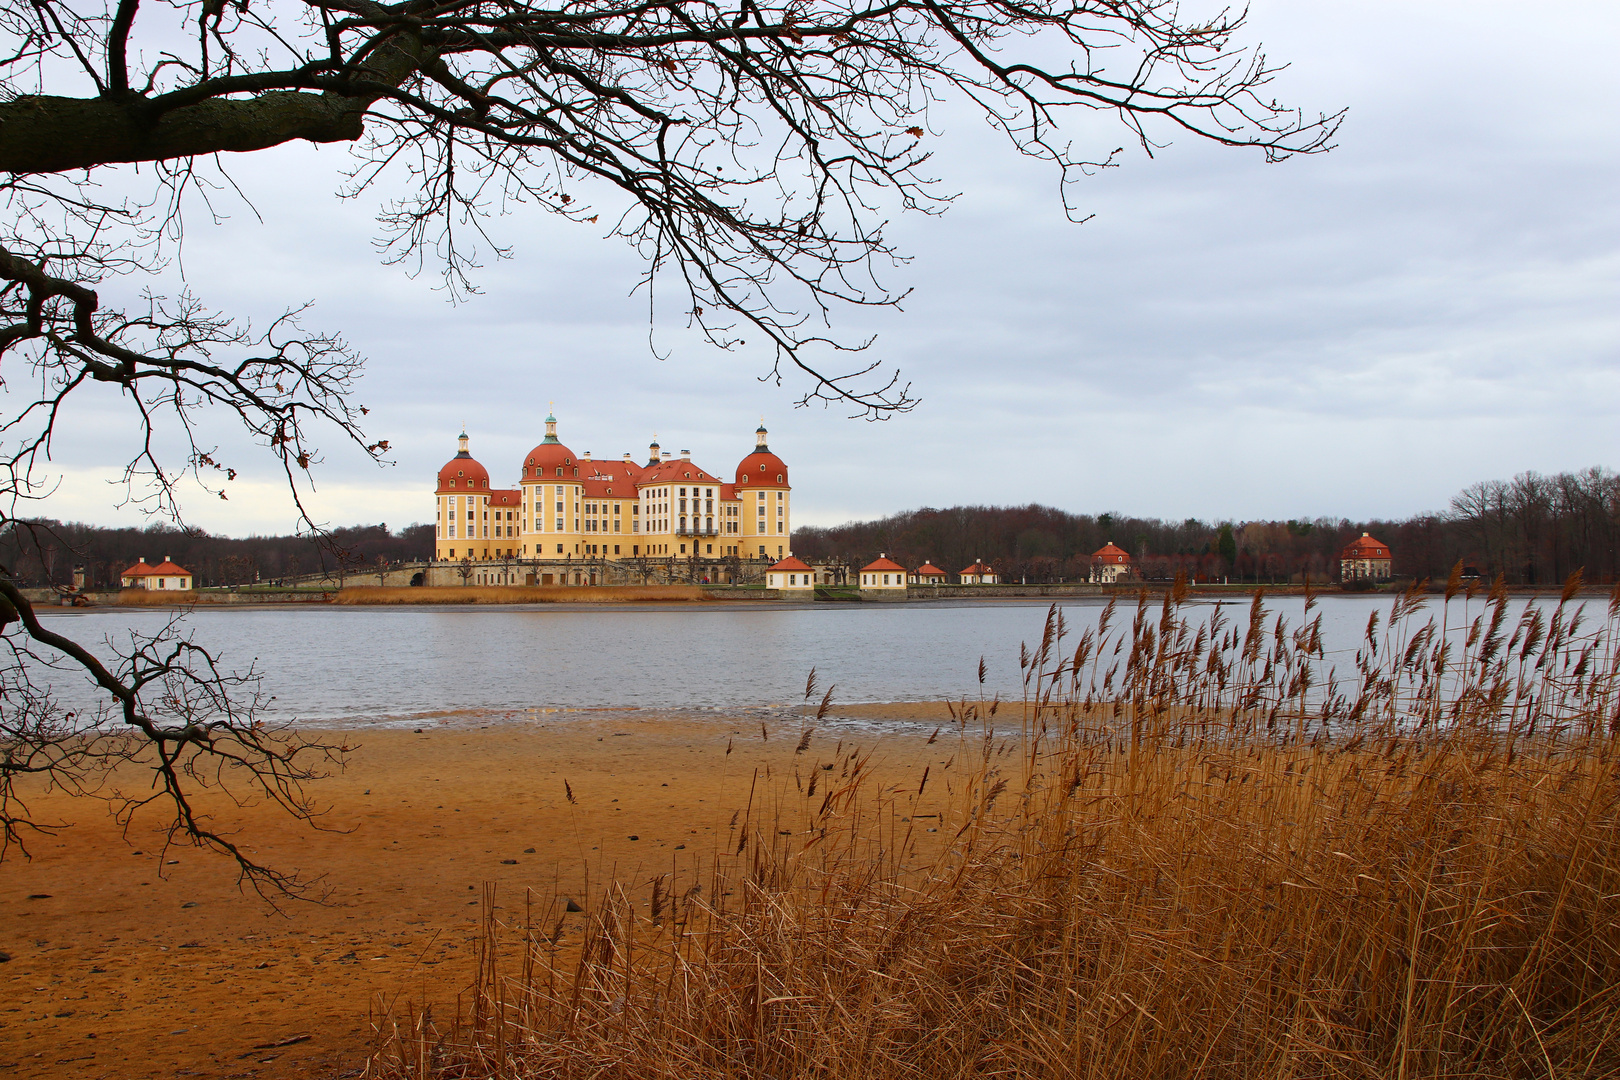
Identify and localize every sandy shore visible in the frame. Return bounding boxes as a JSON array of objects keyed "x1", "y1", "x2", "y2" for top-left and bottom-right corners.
[{"x1": 0, "y1": 706, "x2": 959, "y2": 1078}]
